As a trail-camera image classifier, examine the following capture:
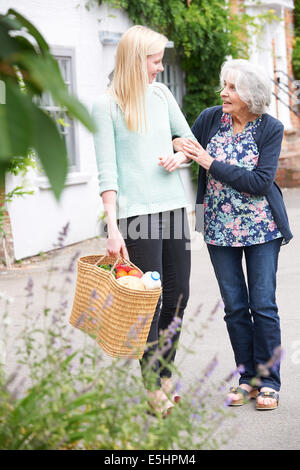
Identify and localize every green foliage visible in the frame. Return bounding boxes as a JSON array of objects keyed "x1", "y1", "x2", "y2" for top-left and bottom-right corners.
[
  {"x1": 0, "y1": 9, "x2": 96, "y2": 199},
  {"x1": 292, "y1": 37, "x2": 300, "y2": 80},
  {"x1": 295, "y1": 0, "x2": 300, "y2": 37},
  {"x1": 293, "y1": 1, "x2": 300, "y2": 79}
]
